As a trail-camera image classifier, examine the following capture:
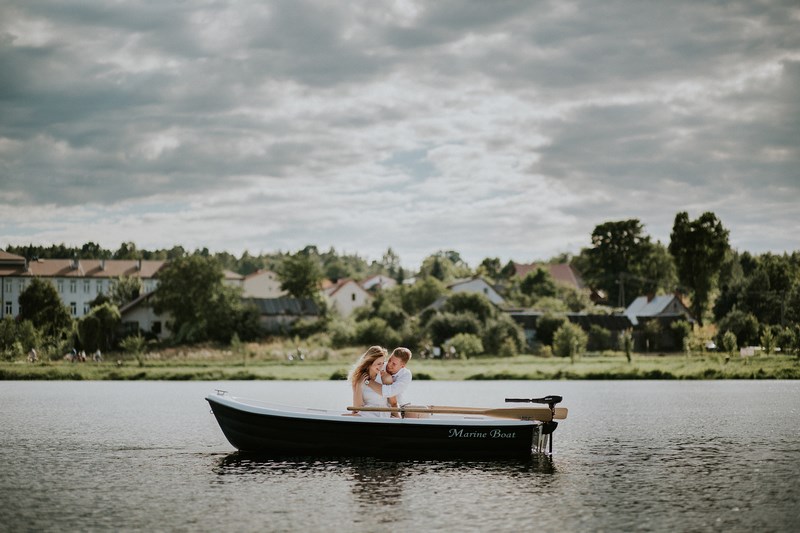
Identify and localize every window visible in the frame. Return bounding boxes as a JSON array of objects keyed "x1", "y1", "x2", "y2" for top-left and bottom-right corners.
[
  {"x1": 70, "y1": 280, "x2": 77, "y2": 293},
  {"x1": 58, "y1": 280, "x2": 64, "y2": 293},
  {"x1": 84, "y1": 280, "x2": 90, "y2": 293},
  {"x1": 70, "y1": 302, "x2": 77, "y2": 316},
  {"x1": 152, "y1": 321, "x2": 162, "y2": 334},
  {"x1": 96, "y1": 280, "x2": 103, "y2": 293},
  {"x1": 19, "y1": 280, "x2": 26, "y2": 291},
  {"x1": 4, "y1": 281, "x2": 11, "y2": 293},
  {"x1": 352, "y1": 293, "x2": 356, "y2": 301},
  {"x1": 4, "y1": 301, "x2": 11, "y2": 315},
  {"x1": 84, "y1": 303, "x2": 91, "y2": 315}
]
